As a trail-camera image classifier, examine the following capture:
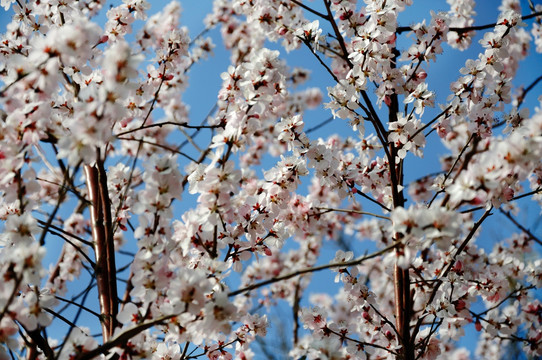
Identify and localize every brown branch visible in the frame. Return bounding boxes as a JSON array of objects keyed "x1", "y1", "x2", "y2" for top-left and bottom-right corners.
[
  {"x1": 97, "y1": 159, "x2": 119, "y2": 338},
  {"x1": 289, "y1": 0, "x2": 329, "y2": 20},
  {"x1": 23, "y1": 327, "x2": 55, "y2": 360},
  {"x1": 115, "y1": 121, "x2": 221, "y2": 137},
  {"x1": 228, "y1": 242, "x2": 399, "y2": 297},
  {"x1": 315, "y1": 206, "x2": 391, "y2": 220},
  {"x1": 410, "y1": 208, "x2": 492, "y2": 346},
  {"x1": 292, "y1": 281, "x2": 301, "y2": 346},
  {"x1": 409, "y1": 105, "x2": 452, "y2": 141},
  {"x1": 396, "y1": 11, "x2": 542, "y2": 34},
  {"x1": 36, "y1": 220, "x2": 93, "y2": 247},
  {"x1": 325, "y1": 327, "x2": 399, "y2": 355},
  {"x1": 460, "y1": 187, "x2": 542, "y2": 213},
  {"x1": 517, "y1": 74, "x2": 542, "y2": 108},
  {"x1": 74, "y1": 315, "x2": 176, "y2": 360},
  {"x1": 305, "y1": 116, "x2": 334, "y2": 134},
  {"x1": 442, "y1": 207, "x2": 492, "y2": 280},
  {"x1": 117, "y1": 136, "x2": 198, "y2": 162},
  {"x1": 500, "y1": 209, "x2": 542, "y2": 247},
  {"x1": 84, "y1": 161, "x2": 118, "y2": 342},
  {"x1": 428, "y1": 133, "x2": 474, "y2": 208},
  {"x1": 471, "y1": 285, "x2": 535, "y2": 318}
]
